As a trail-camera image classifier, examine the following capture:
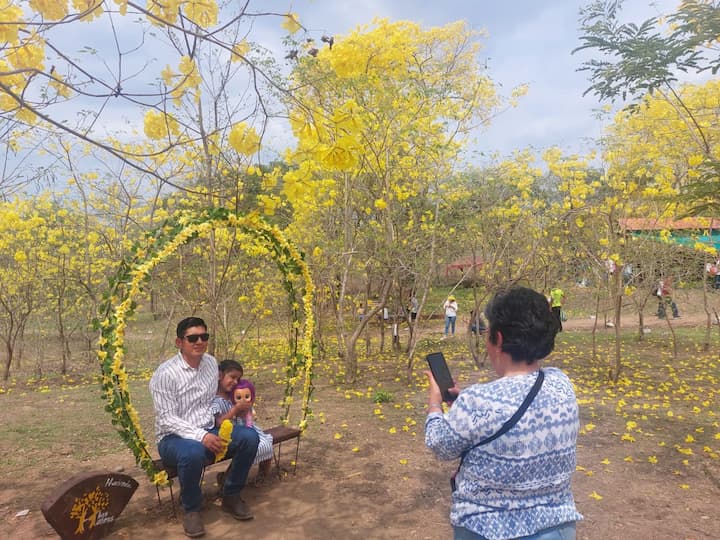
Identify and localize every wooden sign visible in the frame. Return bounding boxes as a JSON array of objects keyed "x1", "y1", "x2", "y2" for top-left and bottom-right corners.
[{"x1": 41, "y1": 471, "x2": 138, "y2": 540}]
